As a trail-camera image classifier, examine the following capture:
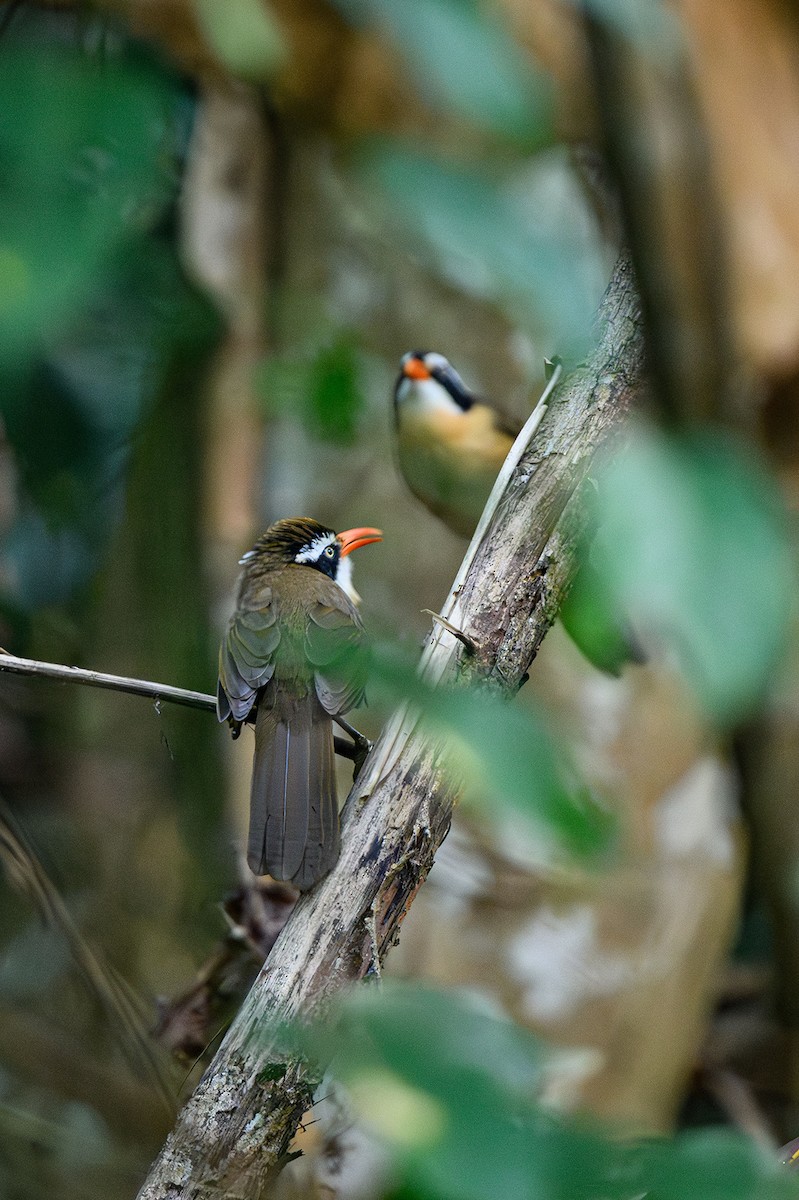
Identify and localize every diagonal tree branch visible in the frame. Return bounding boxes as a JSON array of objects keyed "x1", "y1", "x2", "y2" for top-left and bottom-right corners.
[{"x1": 137, "y1": 250, "x2": 645, "y2": 1200}]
